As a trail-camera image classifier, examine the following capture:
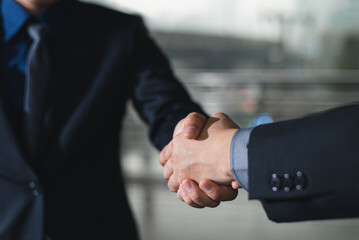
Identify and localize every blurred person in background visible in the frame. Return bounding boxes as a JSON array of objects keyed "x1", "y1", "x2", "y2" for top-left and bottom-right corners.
[
  {"x1": 160, "y1": 103, "x2": 359, "y2": 222},
  {"x1": 238, "y1": 85, "x2": 274, "y2": 127},
  {"x1": 0, "y1": 0, "x2": 238, "y2": 239}
]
